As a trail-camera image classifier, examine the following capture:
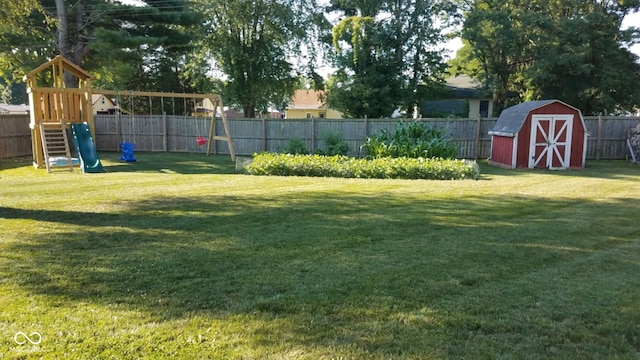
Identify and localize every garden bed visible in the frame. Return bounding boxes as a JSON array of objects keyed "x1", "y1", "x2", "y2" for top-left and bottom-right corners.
[{"x1": 244, "y1": 153, "x2": 480, "y2": 180}]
